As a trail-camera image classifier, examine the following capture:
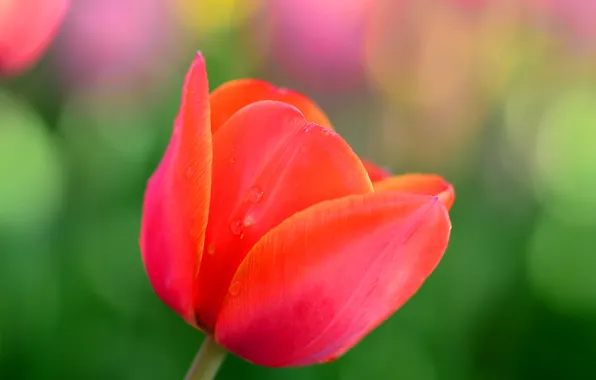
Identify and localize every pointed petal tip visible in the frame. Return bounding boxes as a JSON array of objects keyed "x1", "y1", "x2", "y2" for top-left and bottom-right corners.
[
  {"x1": 191, "y1": 51, "x2": 206, "y2": 69},
  {"x1": 438, "y1": 182, "x2": 455, "y2": 210}
]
